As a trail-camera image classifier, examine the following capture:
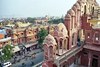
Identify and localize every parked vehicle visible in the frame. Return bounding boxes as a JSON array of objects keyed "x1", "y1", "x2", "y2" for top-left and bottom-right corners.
[
  {"x1": 0, "y1": 63, "x2": 2, "y2": 67},
  {"x1": 2, "y1": 62, "x2": 12, "y2": 67}
]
